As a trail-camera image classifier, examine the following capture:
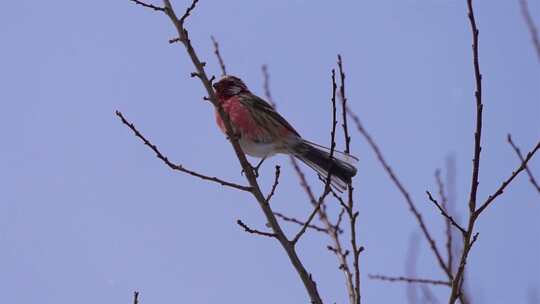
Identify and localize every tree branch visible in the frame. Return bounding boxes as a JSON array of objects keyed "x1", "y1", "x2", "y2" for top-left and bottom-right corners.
[
  {"x1": 115, "y1": 111, "x2": 251, "y2": 192},
  {"x1": 347, "y1": 107, "x2": 451, "y2": 280},
  {"x1": 274, "y1": 212, "x2": 328, "y2": 233},
  {"x1": 519, "y1": 0, "x2": 540, "y2": 61},
  {"x1": 237, "y1": 219, "x2": 277, "y2": 238},
  {"x1": 338, "y1": 55, "x2": 362, "y2": 304},
  {"x1": 125, "y1": 2, "x2": 324, "y2": 302},
  {"x1": 266, "y1": 165, "x2": 281, "y2": 202},
  {"x1": 369, "y1": 274, "x2": 451, "y2": 287},
  {"x1": 211, "y1": 35, "x2": 227, "y2": 76},
  {"x1": 507, "y1": 134, "x2": 540, "y2": 193},
  {"x1": 475, "y1": 139, "x2": 540, "y2": 215},
  {"x1": 129, "y1": 0, "x2": 165, "y2": 11},
  {"x1": 426, "y1": 191, "x2": 466, "y2": 235},
  {"x1": 133, "y1": 291, "x2": 140, "y2": 304}
]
